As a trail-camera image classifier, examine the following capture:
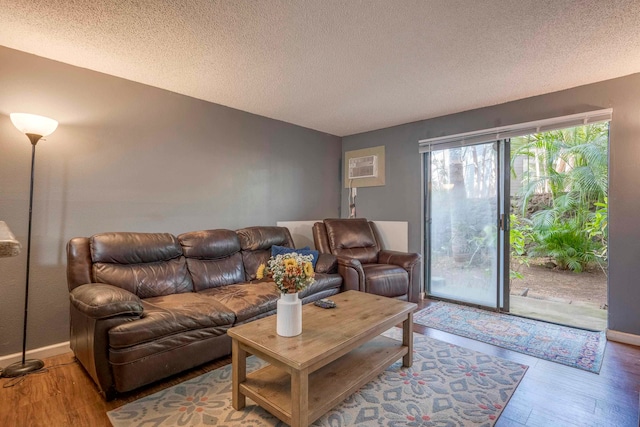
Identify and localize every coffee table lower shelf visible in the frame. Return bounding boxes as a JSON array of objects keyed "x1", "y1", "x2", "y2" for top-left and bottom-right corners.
[{"x1": 239, "y1": 335, "x2": 406, "y2": 426}]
